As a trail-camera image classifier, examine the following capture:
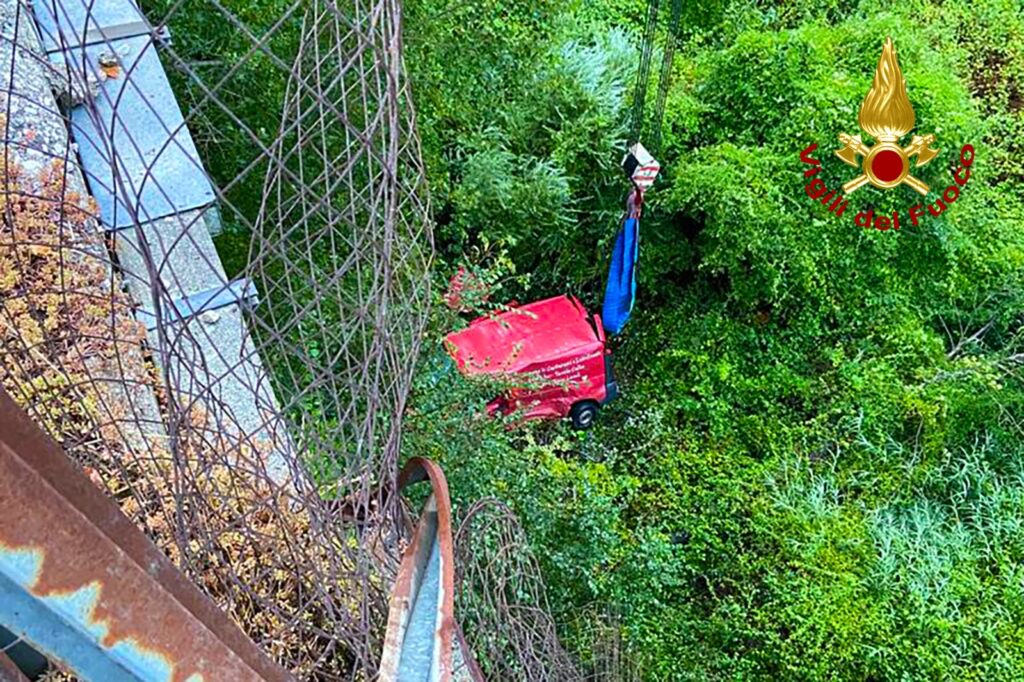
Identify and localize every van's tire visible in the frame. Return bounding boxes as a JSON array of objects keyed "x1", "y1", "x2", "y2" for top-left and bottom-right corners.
[{"x1": 569, "y1": 401, "x2": 600, "y2": 430}]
